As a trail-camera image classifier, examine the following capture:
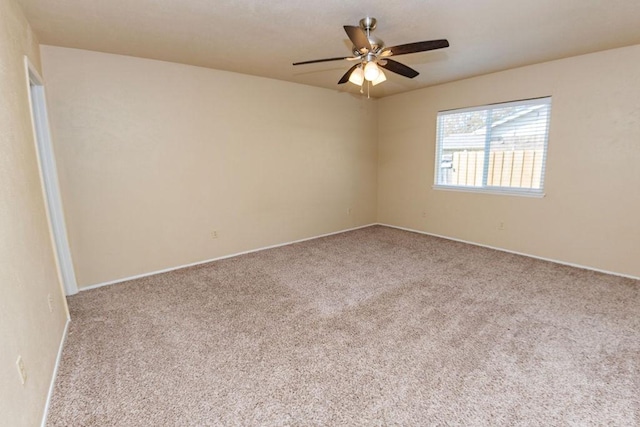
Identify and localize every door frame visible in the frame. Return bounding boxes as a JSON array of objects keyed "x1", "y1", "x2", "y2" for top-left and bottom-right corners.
[{"x1": 24, "y1": 57, "x2": 78, "y2": 296}]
